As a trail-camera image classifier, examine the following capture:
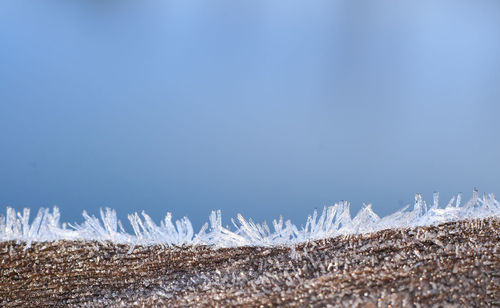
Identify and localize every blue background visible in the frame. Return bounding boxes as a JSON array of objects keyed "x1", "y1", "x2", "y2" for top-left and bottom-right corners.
[{"x1": 1, "y1": 1, "x2": 499, "y2": 229}]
